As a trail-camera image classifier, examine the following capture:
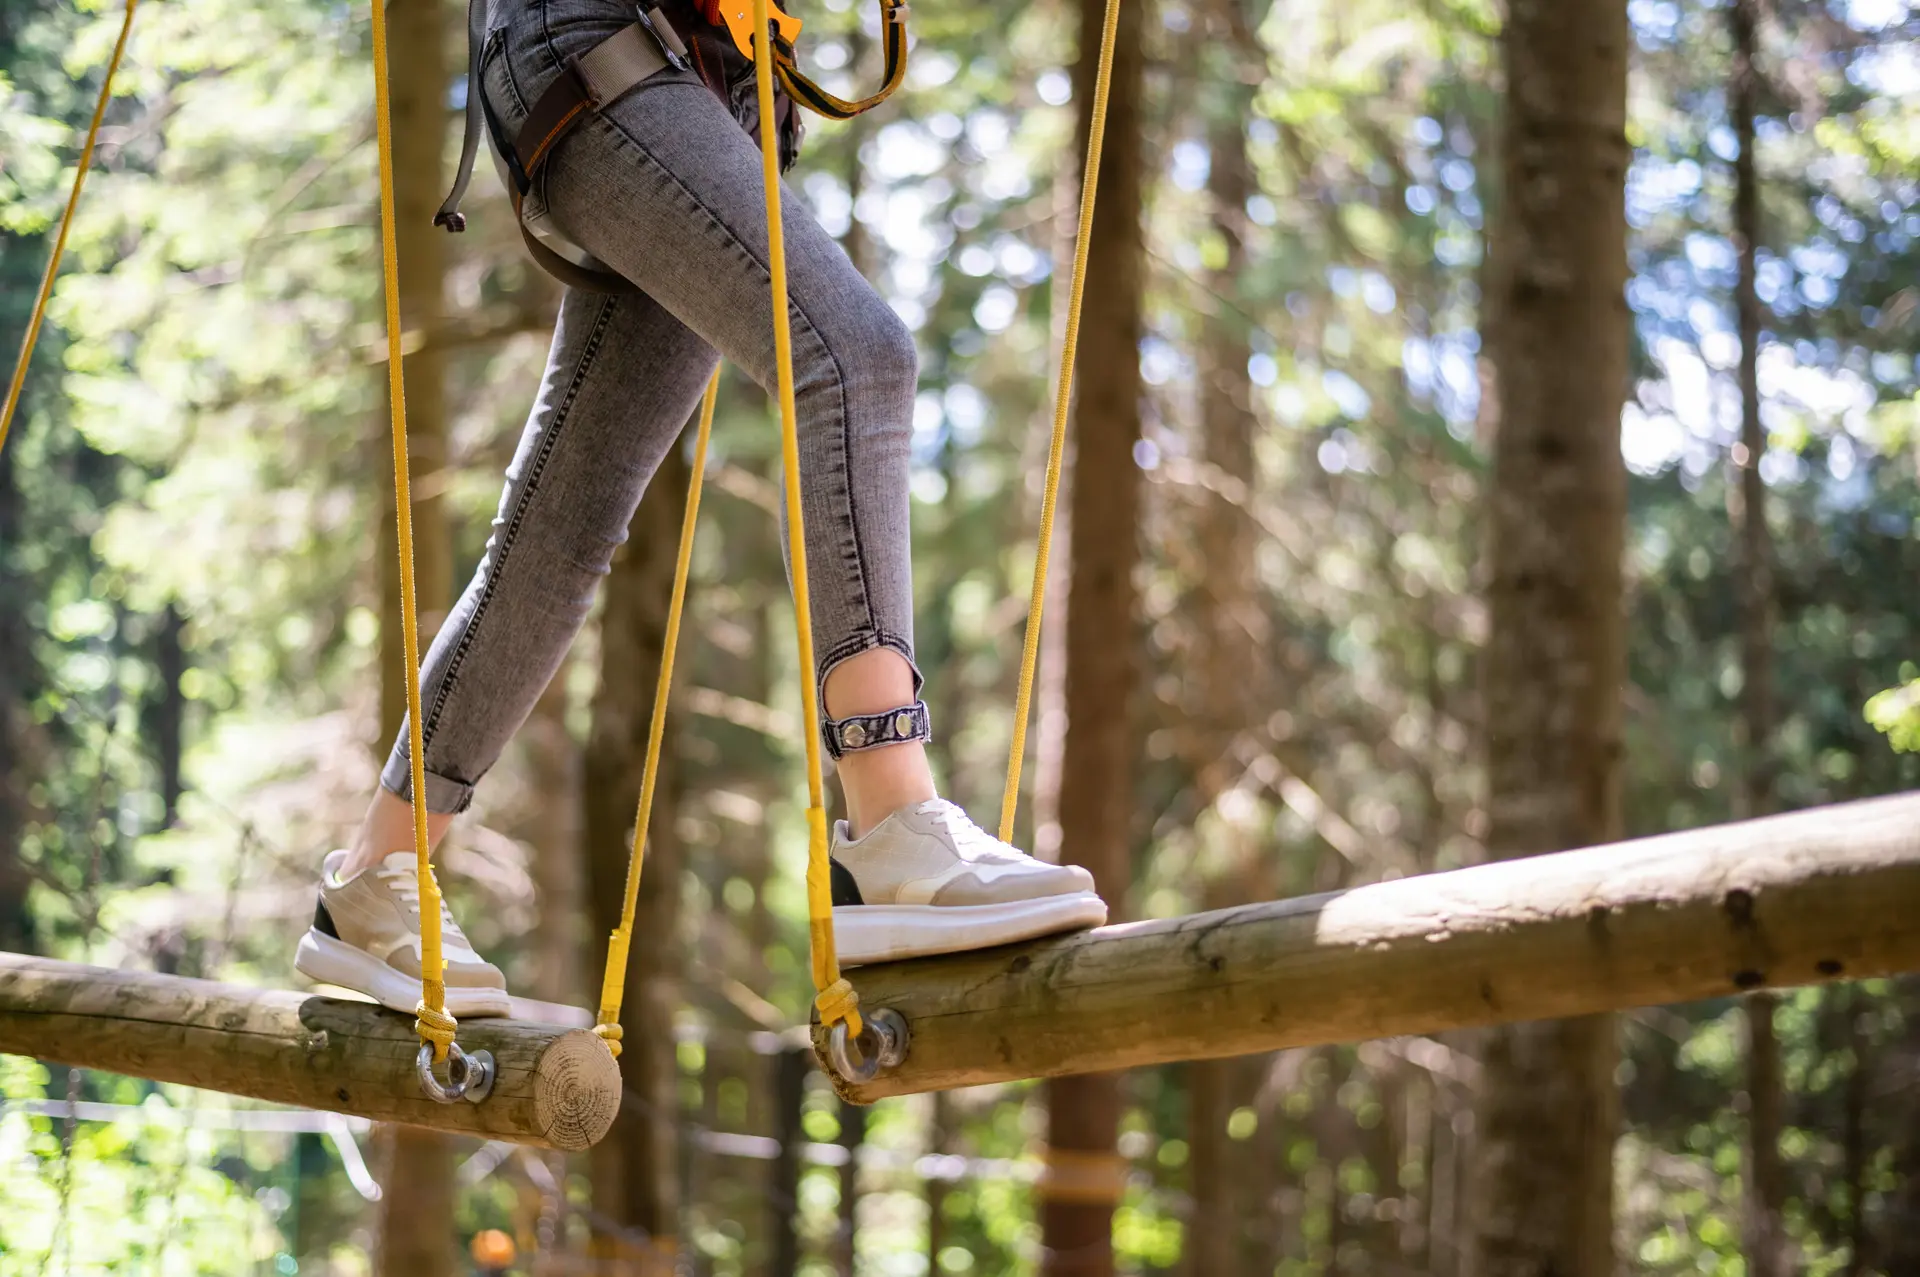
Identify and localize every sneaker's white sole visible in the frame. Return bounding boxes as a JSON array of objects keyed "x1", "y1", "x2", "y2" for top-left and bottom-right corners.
[
  {"x1": 294, "y1": 929, "x2": 512, "y2": 1018},
  {"x1": 833, "y1": 892, "x2": 1108, "y2": 966}
]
